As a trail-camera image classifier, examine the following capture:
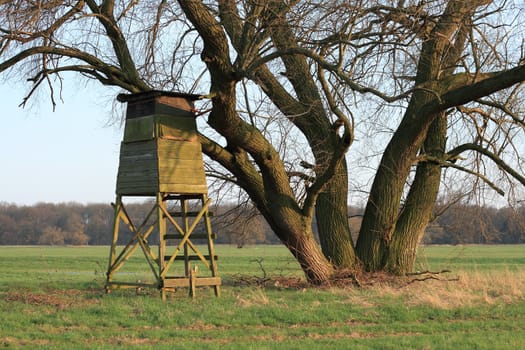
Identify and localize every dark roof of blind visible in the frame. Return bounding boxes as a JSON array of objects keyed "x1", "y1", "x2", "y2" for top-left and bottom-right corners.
[{"x1": 117, "y1": 90, "x2": 205, "y2": 103}]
